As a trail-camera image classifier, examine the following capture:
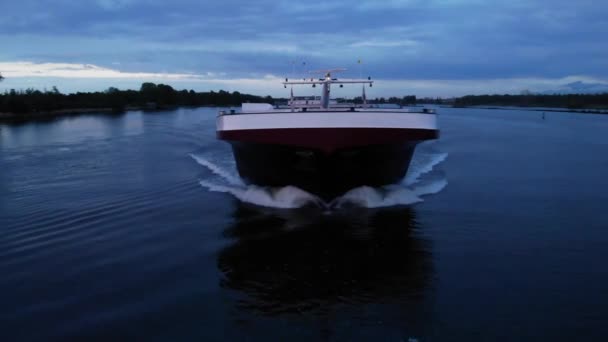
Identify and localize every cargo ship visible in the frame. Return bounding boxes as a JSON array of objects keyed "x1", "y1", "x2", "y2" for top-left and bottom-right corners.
[{"x1": 216, "y1": 69, "x2": 439, "y2": 201}]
